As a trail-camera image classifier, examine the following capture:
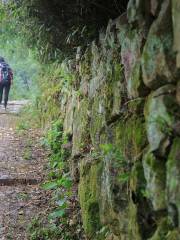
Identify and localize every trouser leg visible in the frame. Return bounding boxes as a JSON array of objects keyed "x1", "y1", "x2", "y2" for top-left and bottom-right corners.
[
  {"x1": 4, "y1": 83, "x2": 10, "y2": 108},
  {"x1": 0, "y1": 83, "x2": 3, "y2": 104}
]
